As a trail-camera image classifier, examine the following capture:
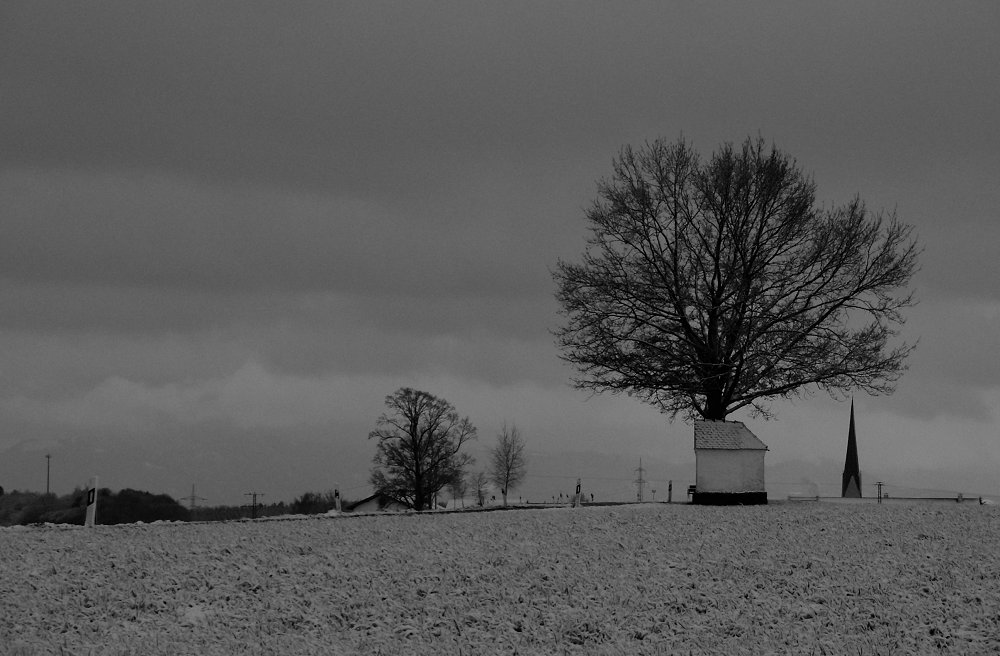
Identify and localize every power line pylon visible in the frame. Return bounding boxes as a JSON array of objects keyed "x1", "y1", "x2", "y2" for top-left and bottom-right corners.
[
  {"x1": 181, "y1": 484, "x2": 207, "y2": 511},
  {"x1": 634, "y1": 458, "x2": 646, "y2": 502},
  {"x1": 244, "y1": 491, "x2": 265, "y2": 519}
]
